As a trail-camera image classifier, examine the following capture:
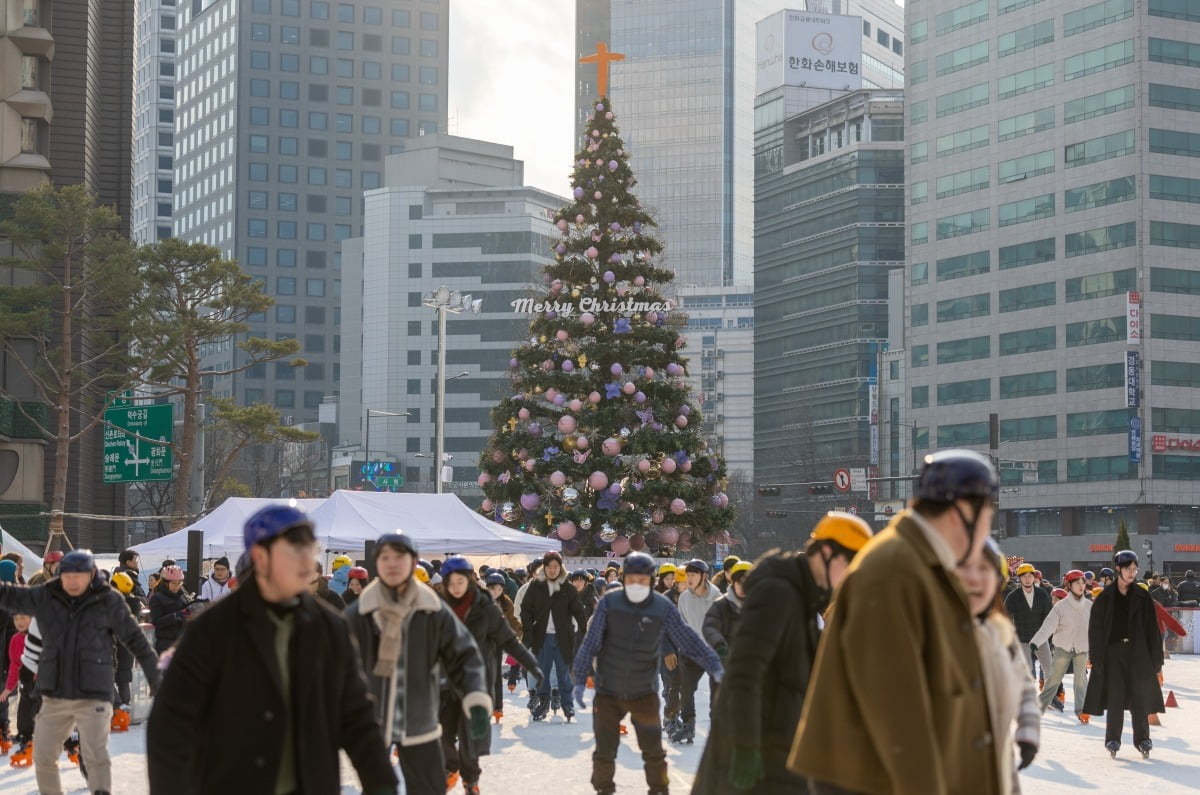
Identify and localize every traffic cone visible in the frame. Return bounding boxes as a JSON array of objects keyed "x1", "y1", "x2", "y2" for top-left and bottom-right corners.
[
  {"x1": 1148, "y1": 712, "x2": 1161, "y2": 726},
  {"x1": 1165, "y1": 690, "x2": 1180, "y2": 708}
]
